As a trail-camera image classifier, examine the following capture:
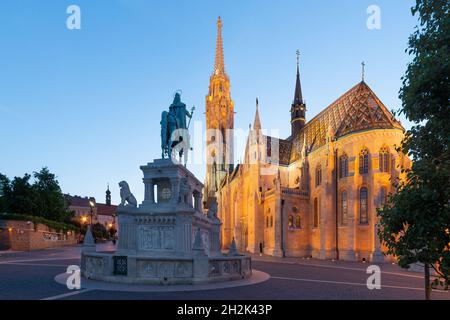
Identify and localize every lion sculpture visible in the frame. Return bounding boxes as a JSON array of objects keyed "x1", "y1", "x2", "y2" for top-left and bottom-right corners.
[{"x1": 119, "y1": 181, "x2": 137, "y2": 207}]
